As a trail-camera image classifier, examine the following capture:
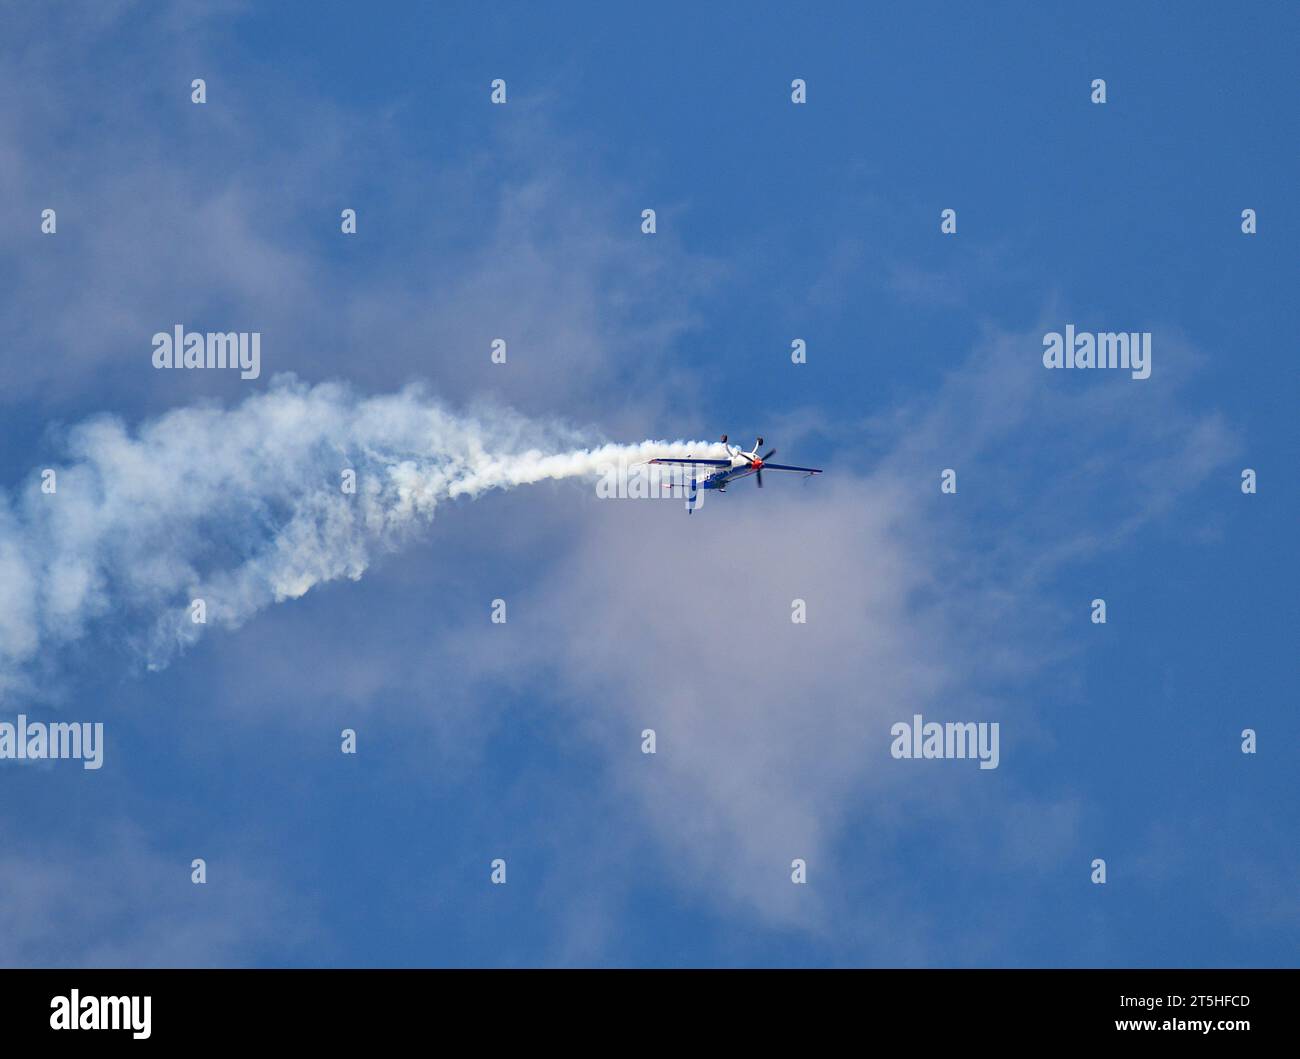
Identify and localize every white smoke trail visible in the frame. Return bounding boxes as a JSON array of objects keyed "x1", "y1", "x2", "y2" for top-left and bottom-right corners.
[{"x1": 0, "y1": 377, "x2": 726, "y2": 695}]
